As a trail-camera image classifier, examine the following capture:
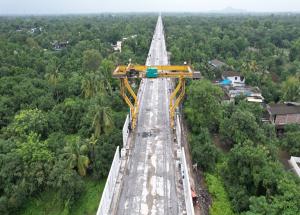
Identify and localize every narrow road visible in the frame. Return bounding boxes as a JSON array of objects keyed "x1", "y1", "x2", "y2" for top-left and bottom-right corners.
[{"x1": 116, "y1": 16, "x2": 185, "y2": 215}]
